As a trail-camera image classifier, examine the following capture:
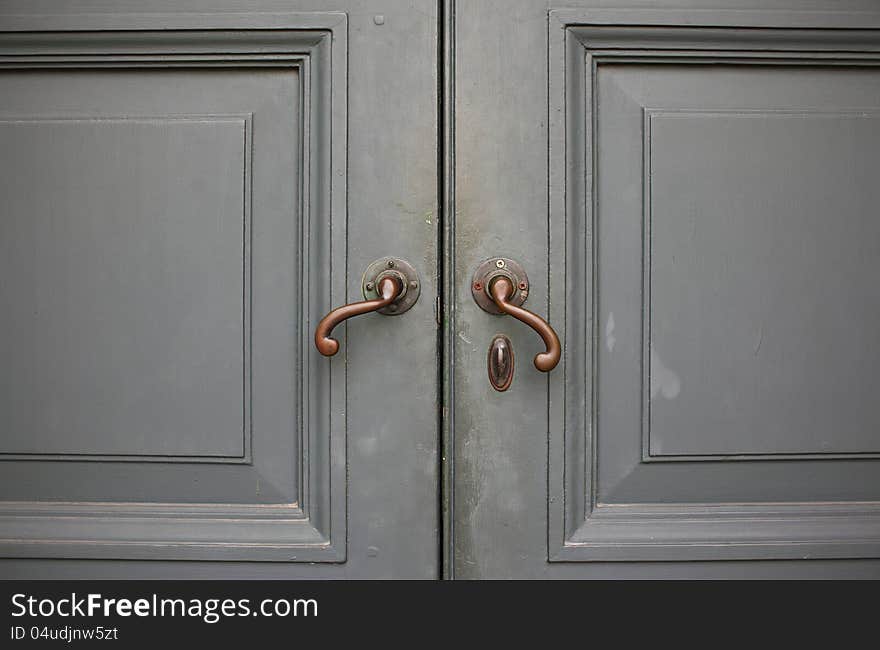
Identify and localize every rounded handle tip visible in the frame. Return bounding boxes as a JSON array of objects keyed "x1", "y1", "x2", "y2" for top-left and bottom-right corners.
[
  {"x1": 534, "y1": 351, "x2": 559, "y2": 373},
  {"x1": 315, "y1": 335, "x2": 340, "y2": 357}
]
